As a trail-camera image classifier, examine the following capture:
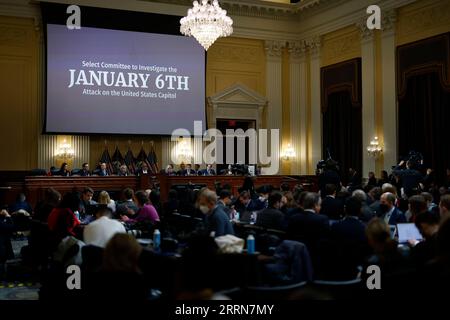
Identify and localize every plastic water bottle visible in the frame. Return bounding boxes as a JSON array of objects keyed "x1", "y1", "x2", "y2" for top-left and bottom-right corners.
[
  {"x1": 247, "y1": 234, "x2": 255, "y2": 254},
  {"x1": 250, "y1": 211, "x2": 256, "y2": 224},
  {"x1": 234, "y1": 211, "x2": 240, "y2": 222},
  {"x1": 153, "y1": 229, "x2": 161, "y2": 250}
]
